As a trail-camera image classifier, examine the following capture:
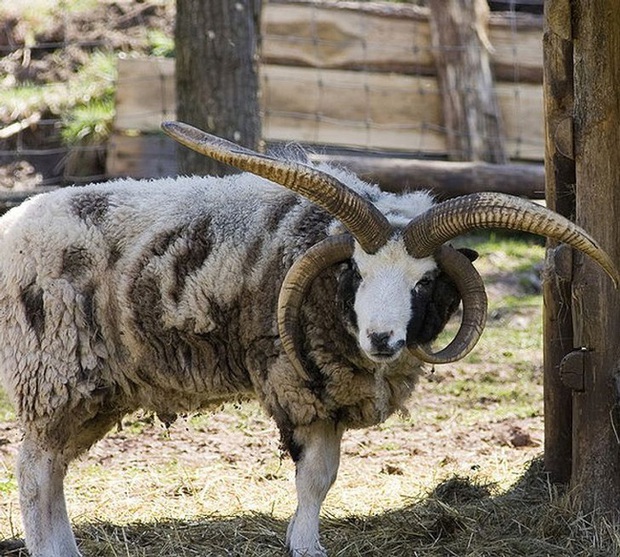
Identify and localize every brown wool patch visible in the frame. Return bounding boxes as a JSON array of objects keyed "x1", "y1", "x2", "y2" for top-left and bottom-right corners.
[{"x1": 70, "y1": 192, "x2": 111, "y2": 226}]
